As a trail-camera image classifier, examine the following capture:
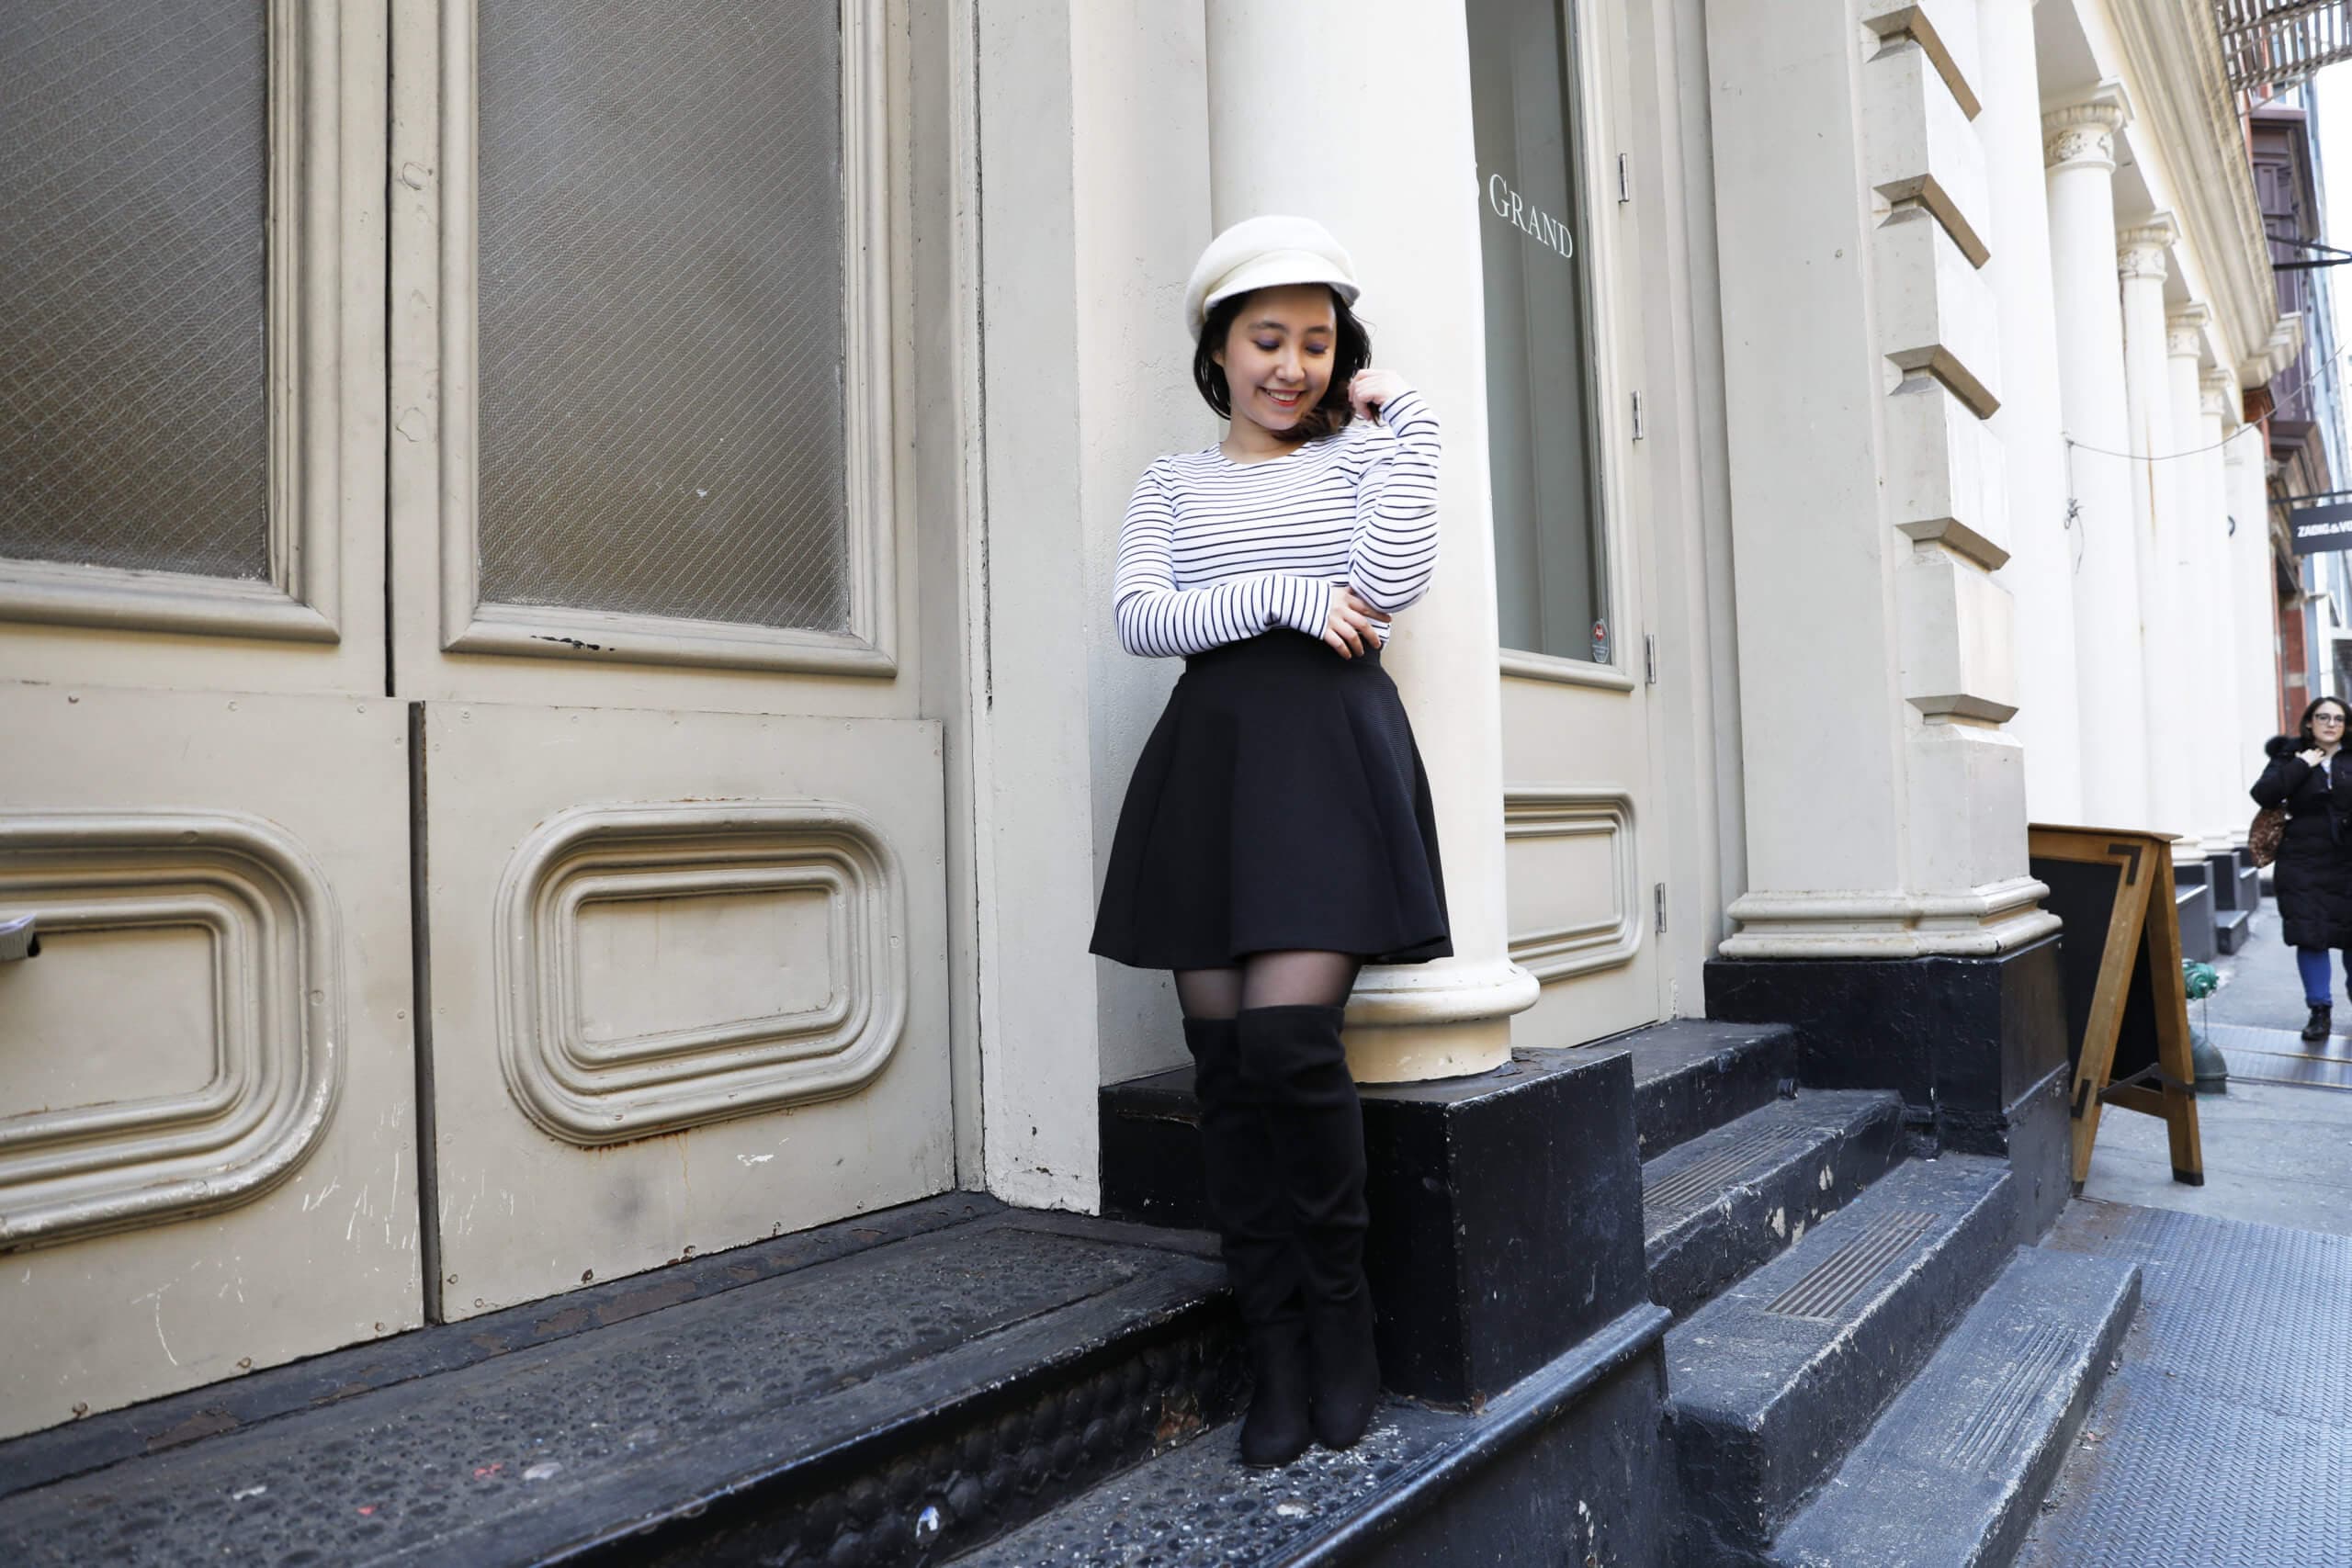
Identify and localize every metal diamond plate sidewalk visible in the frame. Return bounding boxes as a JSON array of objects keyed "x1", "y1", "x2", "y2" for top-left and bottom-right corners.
[{"x1": 2016, "y1": 1201, "x2": 2352, "y2": 1566}]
